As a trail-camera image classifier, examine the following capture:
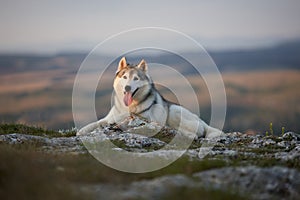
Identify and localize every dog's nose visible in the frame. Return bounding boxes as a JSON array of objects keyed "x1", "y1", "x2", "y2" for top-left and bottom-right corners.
[{"x1": 125, "y1": 85, "x2": 131, "y2": 92}]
